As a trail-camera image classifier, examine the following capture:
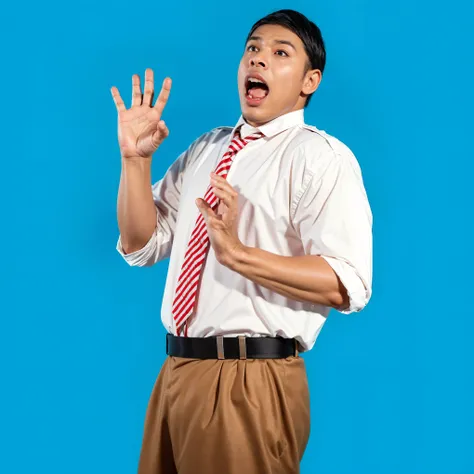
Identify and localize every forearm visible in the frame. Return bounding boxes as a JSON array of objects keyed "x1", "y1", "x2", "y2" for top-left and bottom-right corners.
[
  {"x1": 227, "y1": 247, "x2": 349, "y2": 310},
  {"x1": 117, "y1": 157, "x2": 157, "y2": 254}
]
